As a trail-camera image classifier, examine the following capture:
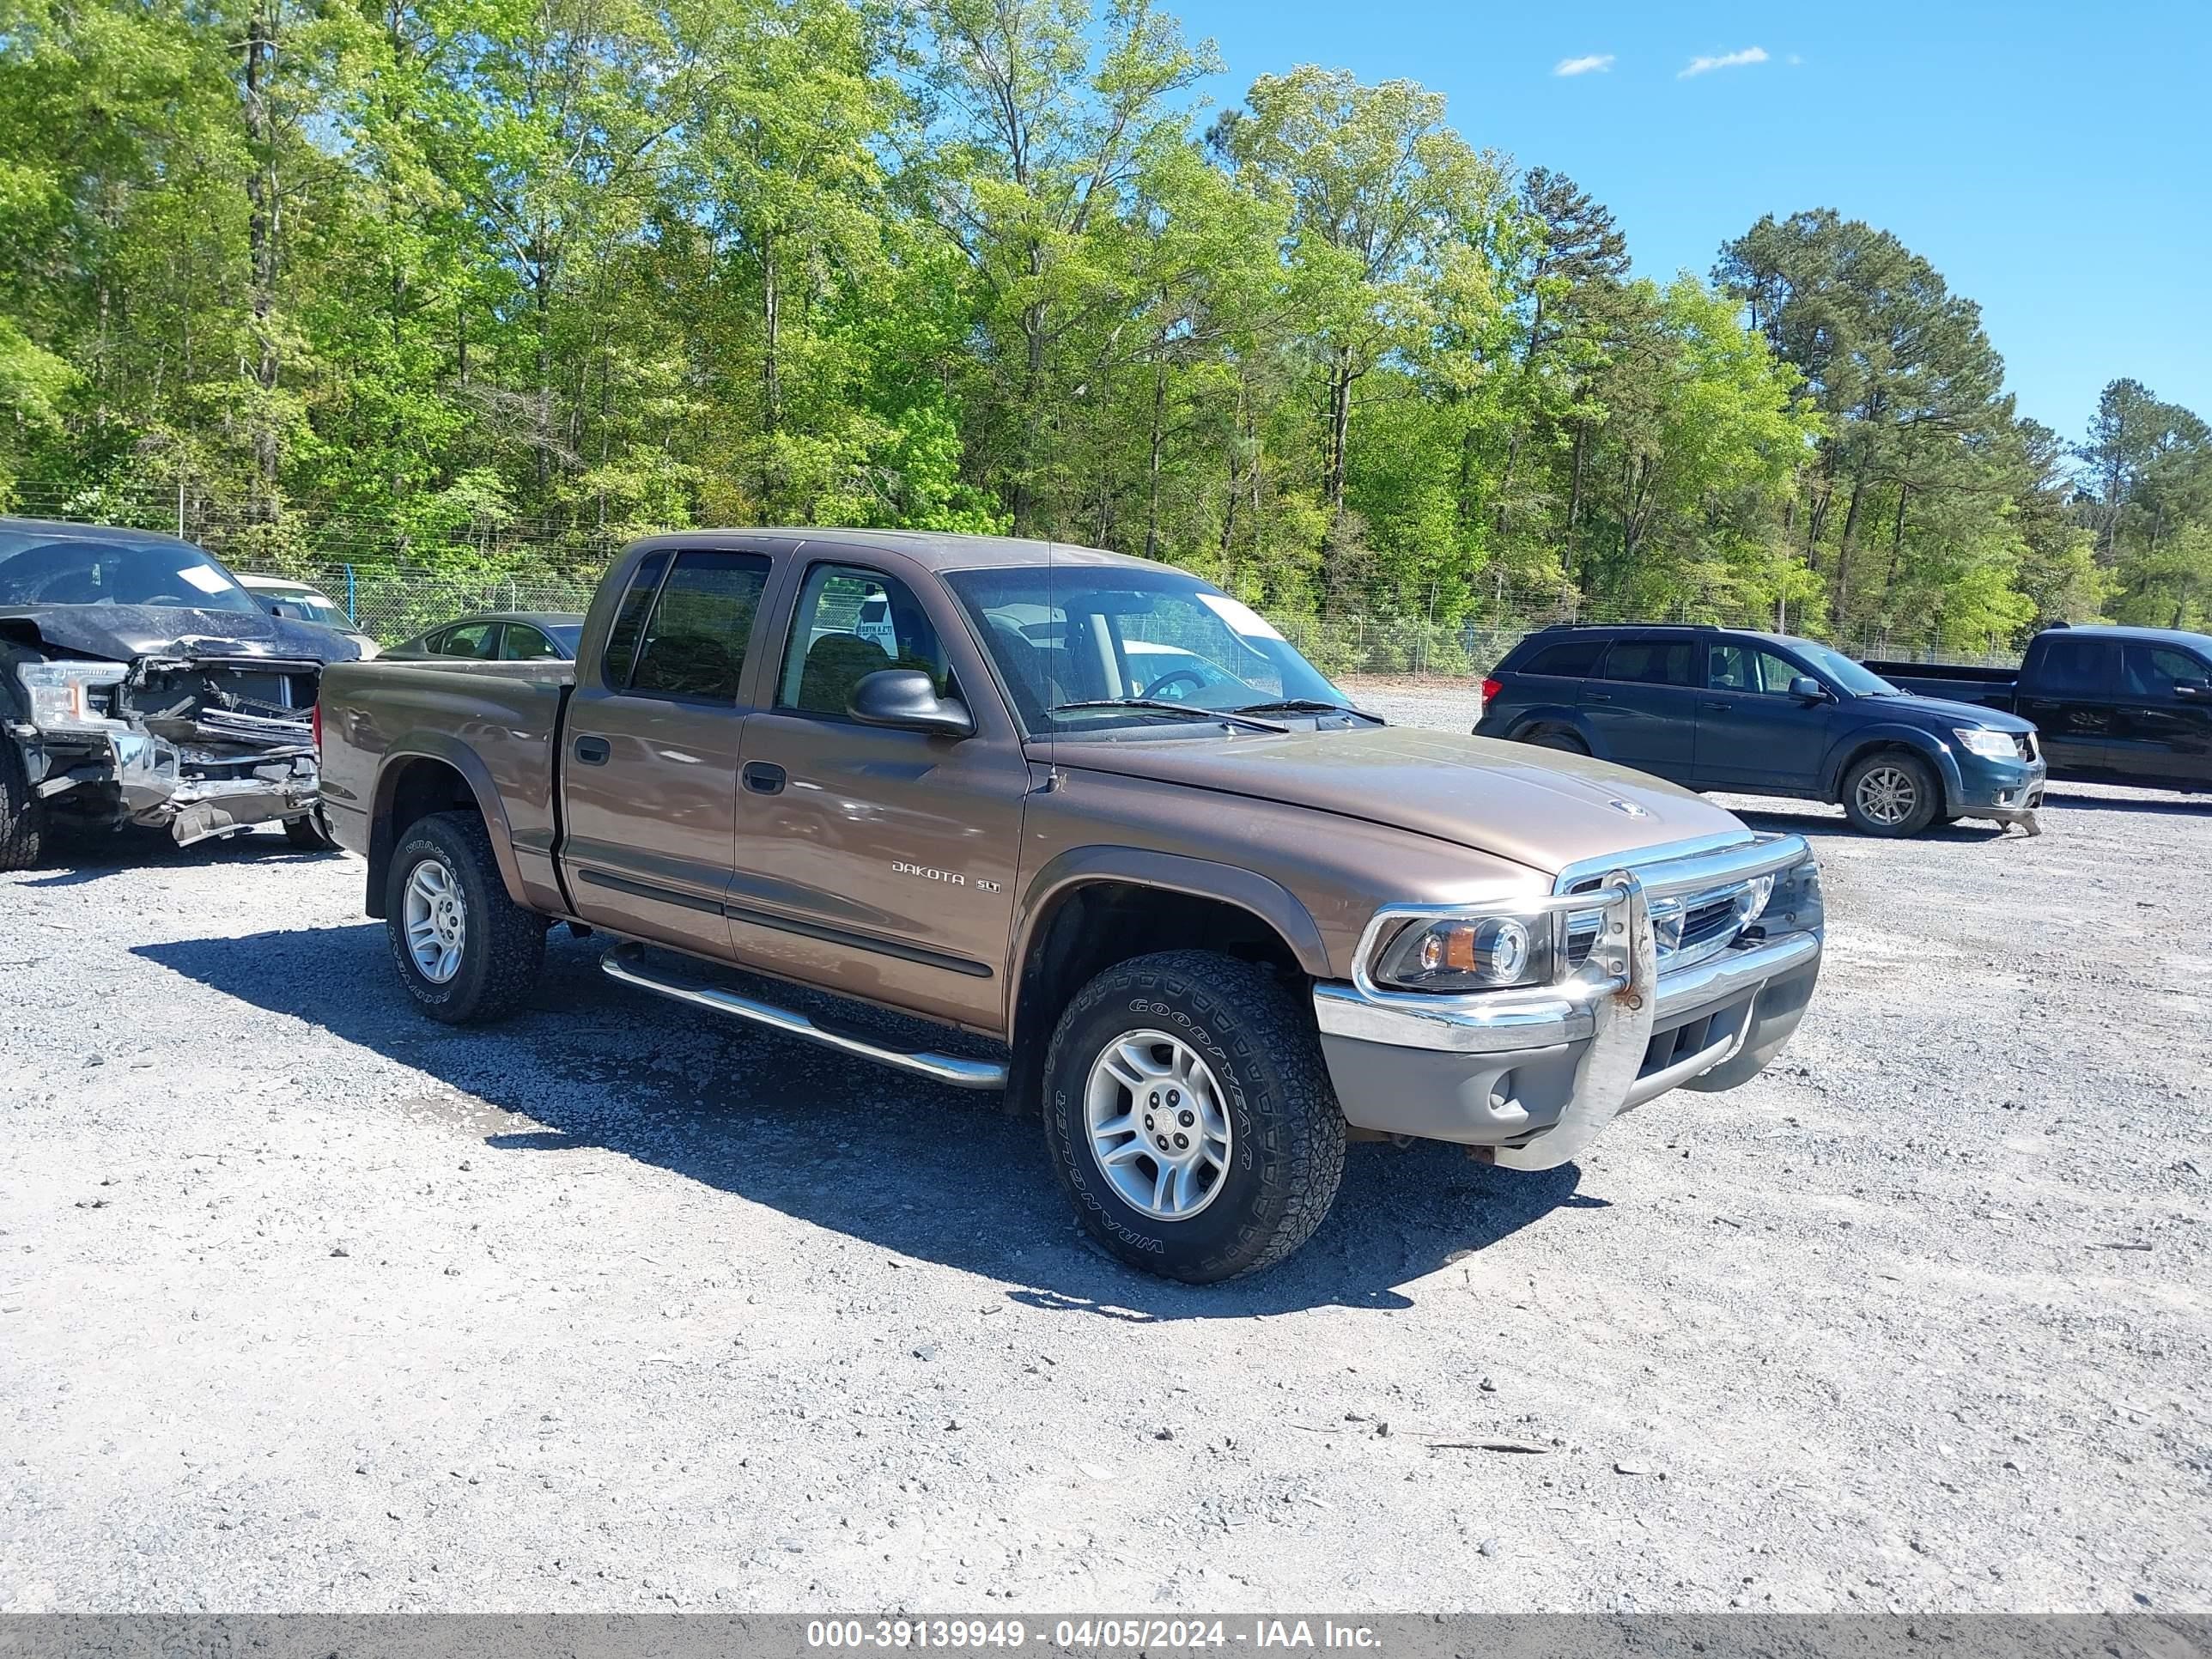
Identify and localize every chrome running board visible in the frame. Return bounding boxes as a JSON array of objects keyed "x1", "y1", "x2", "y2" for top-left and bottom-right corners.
[{"x1": 600, "y1": 943, "x2": 1009, "y2": 1091}]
